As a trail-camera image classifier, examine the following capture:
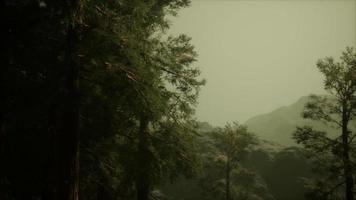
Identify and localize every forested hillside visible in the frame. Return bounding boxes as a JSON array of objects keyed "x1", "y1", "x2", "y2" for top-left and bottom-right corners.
[
  {"x1": 160, "y1": 122, "x2": 312, "y2": 200},
  {"x1": 245, "y1": 96, "x2": 338, "y2": 146},
  {"x1": 1, "y1": 1, "x2": 356, "y2": 200}
]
